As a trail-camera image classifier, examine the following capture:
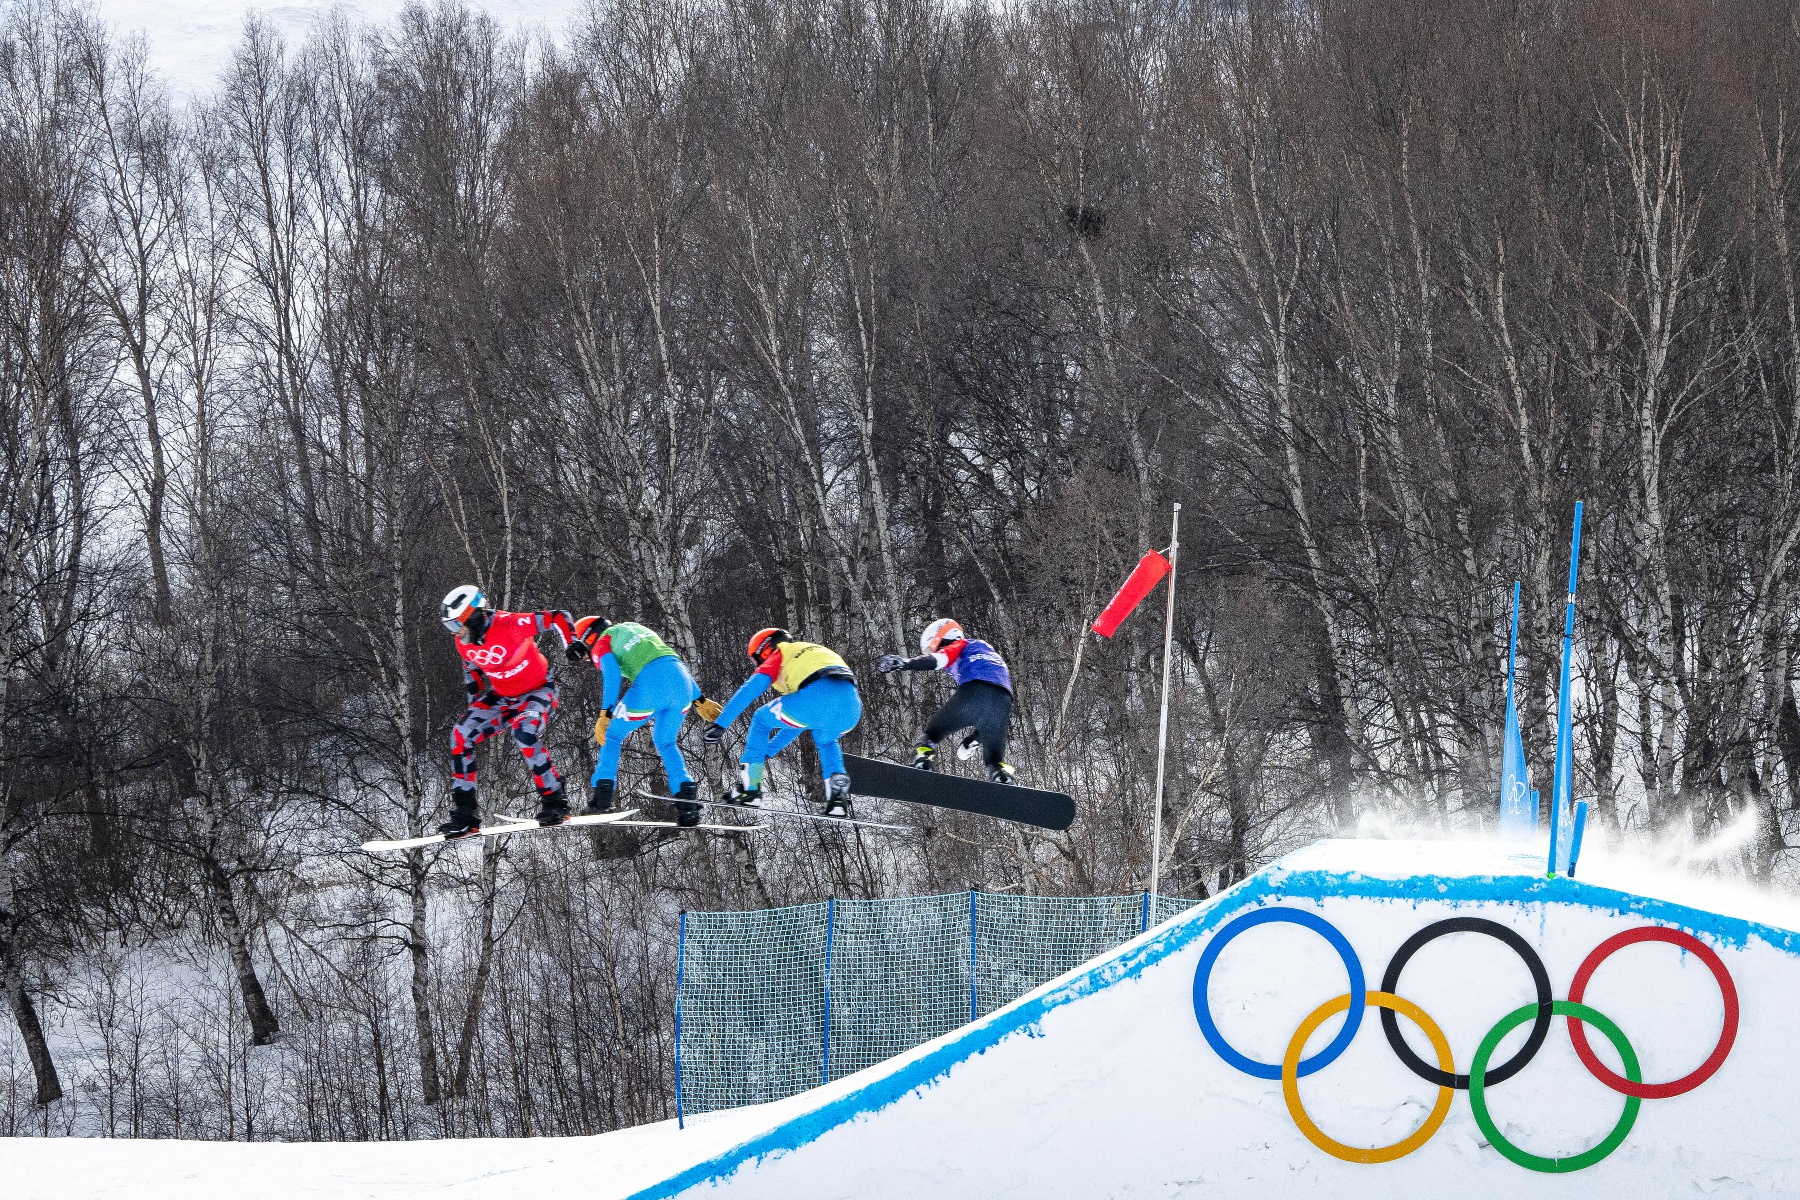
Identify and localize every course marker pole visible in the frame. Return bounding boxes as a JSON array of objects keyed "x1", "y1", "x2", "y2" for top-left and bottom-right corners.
[{"x1": 1567, "y1": 802, "x2": 1590, "y2": 878}]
